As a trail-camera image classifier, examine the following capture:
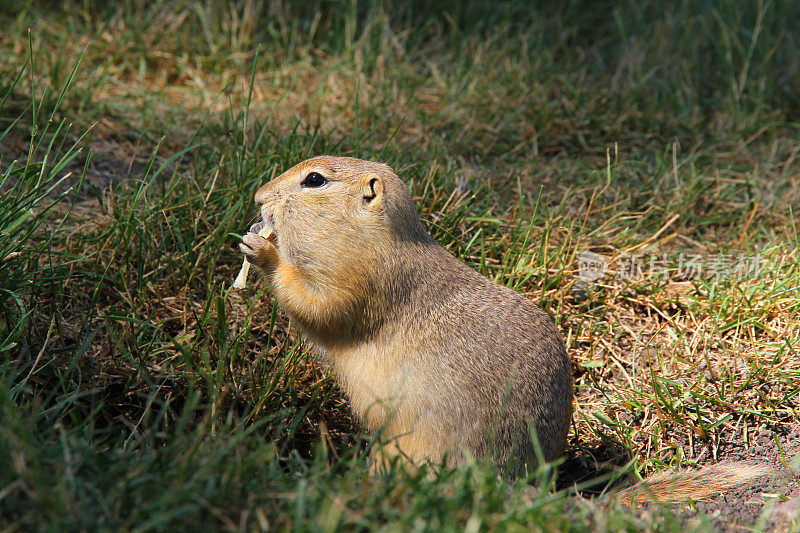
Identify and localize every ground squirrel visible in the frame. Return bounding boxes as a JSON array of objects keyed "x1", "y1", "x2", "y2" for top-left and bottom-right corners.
[
  {"x1": 239, "y1": 155, "x2": 572, "y2": 474},
  {"x1": 238, "y1": 156, "x2": 766, "y2": 498}
]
